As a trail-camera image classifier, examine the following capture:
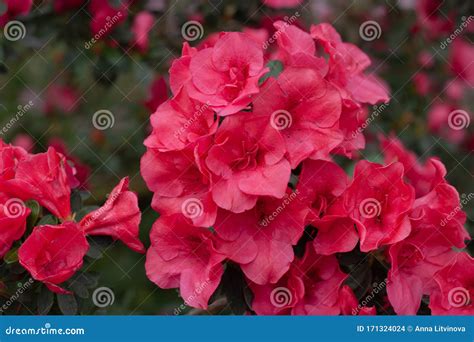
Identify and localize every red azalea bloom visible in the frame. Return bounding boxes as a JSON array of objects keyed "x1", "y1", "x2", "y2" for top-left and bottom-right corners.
[
  {"x1": 141, "y1": 141, "x2": 217, "y2": 227},
  {"x1": 131, "y1": 11, "x2": 154, "y2": 53},
  {"x1": 18, "y1": 222, "x2": 89, "y2": 294},
  {"x1": 387, "y1": 209, "x2": 467, "y2": 315},
  {"x1": 43, "y1": 84, "x2": 80, "y2": 115},
  {"x1": 254, "y1": 67, "x2": 342, "y2": 167},
  {"x1": 0, "y1": 193, "x2": 30, "y2": 257},
  {"x1": 429, "y1": 253, "x2": 474, "y2": 315},
  {"x1": 311, "y1": 23, "x2": 389, "y2": 106},
  {"x1": 415, "y1": 0, "x2": 455, "y2": 39},
  {"x1": 172, "y1": 32, "x2": 266, "y2": 116},
  {"x1": 0, "y1": 147, "x2": 72, "y2": 219},
  {"x1": 144, "y1": 89, "x2": 217, "y2": 152},
  {"x1": 54, "y1": 0, "x2": 85, "y2": 13},
  {"x1": 80, "y1": 177, "x2": 145, "y2": 253},
  {"x1": 262, "y1": 0, "x2": 303, "y2": 9},
  {"x1": 339, "y1": 285, "x2": 376, "y2": 315},
  {"x1": 145, "y1": 215, "x2": 225, "y2": 309},
  {"x1": 272, "y1": 22, "x2": 328, "y2": 72},
  {"x1": 250, "y1": 243, "x2": 347, "y2": 315},
  {"x1": 89, "y1": 0, "x2": 127, "y2": 38},
  {"x1": 0, "y1": 0, "x2": 32, "y2": 27},
  {"x1": 381, "y1": 135, "x2": 446, "y2": 197},
  {"x1": 0, "y1": 142, "x2": 28, "y2": 181},
  {"x1": 144, "y1": 76, "x2": 169, "y2": 112},
  {"x1": 205, "y1": 115, "x2": 290, "y2": 213},
  {"x1": 214, "y1": 190, "x2": 308, "y2": 285},
  {"x1": 343, "y1": 161, "x2": 415, "y2": 252},
  {"x1": 49, "y1": 138, "x2": 91, "y2": 190},
  {"x1": 427, "y1": 102, "x2": 468, "y2": 144},
  {"x1": 450, "y1": 39, "x2": 474, "y2": 86}
]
